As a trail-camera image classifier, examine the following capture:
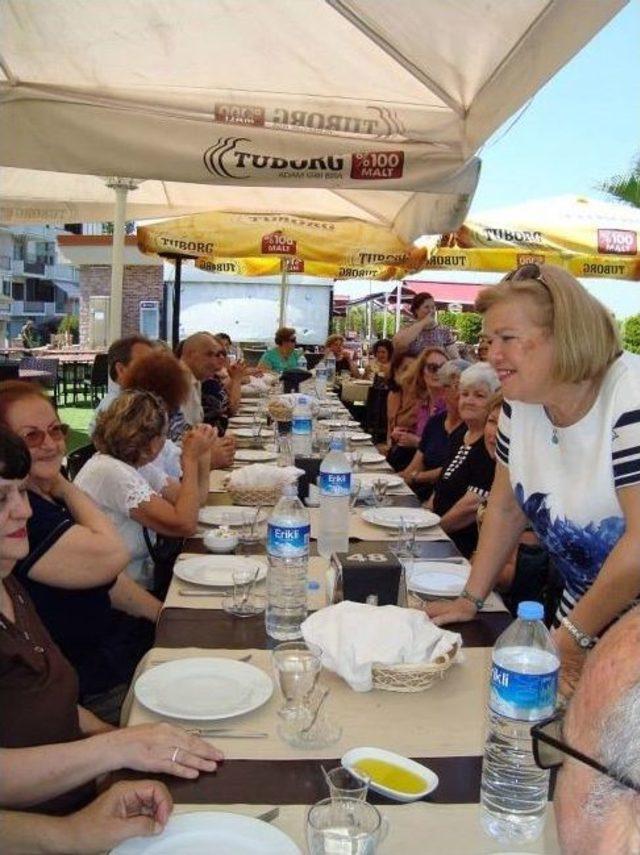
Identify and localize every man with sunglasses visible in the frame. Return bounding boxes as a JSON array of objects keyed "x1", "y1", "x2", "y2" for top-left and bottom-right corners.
[
  {"x1": 533, "y1": 605, "x2": 640, "y2": 854},
  {"x1": 258, "y1": 326, "x2": 300, "y2": 374}
]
